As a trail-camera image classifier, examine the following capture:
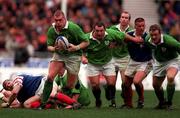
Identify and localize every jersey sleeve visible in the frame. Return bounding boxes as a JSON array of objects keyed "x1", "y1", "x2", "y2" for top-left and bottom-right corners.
[
  {"x1": 109, "y1": 25, "x2": 117, "y2": 30},
  {"x1": 164, "y1": 35, "x2": 180, "y2": 53},
  {"x1": 55, "y1": 75, "x2": 61, "y2": 86},
  {"x1": 47, "y1": 27, "x2": 56, "y2": 46},
  {"x1": 13, "y1": 76, "x2": 23, "y2": 88},
  {"x1": 71, "y1": 23, "x2": 89, "y2": 42},
  {"x1": 112, "y1": 29, "x2": 126, "y2": 42}
]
